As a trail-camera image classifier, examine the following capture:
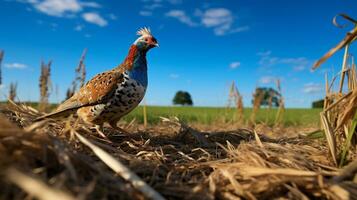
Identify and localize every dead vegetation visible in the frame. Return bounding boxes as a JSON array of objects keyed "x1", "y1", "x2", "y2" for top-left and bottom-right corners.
[
  {"x1": 0, "y1": 102, "x2": 357, "y2": 200},
  {"x1": 250, "y1": 88, "x2": 264, "y2": 124},
  {"x1": 227, "y1": 81, "x2": 244, "y2": 123},
  {"x1": 312, "y1": 14, "x2": 357, "y2": 167},
  {"x1": 39, "y1": 61, "x2": 52, "y2": 112},
  {"x1": 9, "y1": 82, "x2": 17, "y2": 101},
  {"x1": 0, "y1": 50, "x2": 4, "y2": 86},
  {"x1": 66, "y1": 49, "x2": 87, "y2": 100},
  {"x1": 0, "y1": 13, "x2": 356, "y2": 200},
  {"x1": 274, "y1": 79, "x2": 285, "y2": 126}
]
